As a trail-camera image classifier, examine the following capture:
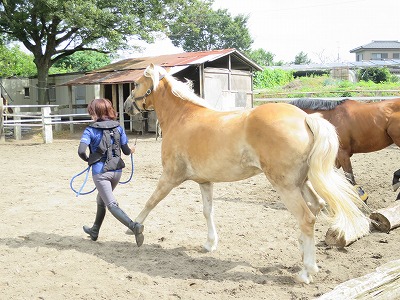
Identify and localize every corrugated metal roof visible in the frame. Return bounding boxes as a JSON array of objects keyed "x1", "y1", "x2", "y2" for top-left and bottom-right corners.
[
  {"x1": 350, "y1": 40, "x2": 400, "y2": 53},
  {"x1": 62, "y1": 48, "x2": 262, "y2": 86}
]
